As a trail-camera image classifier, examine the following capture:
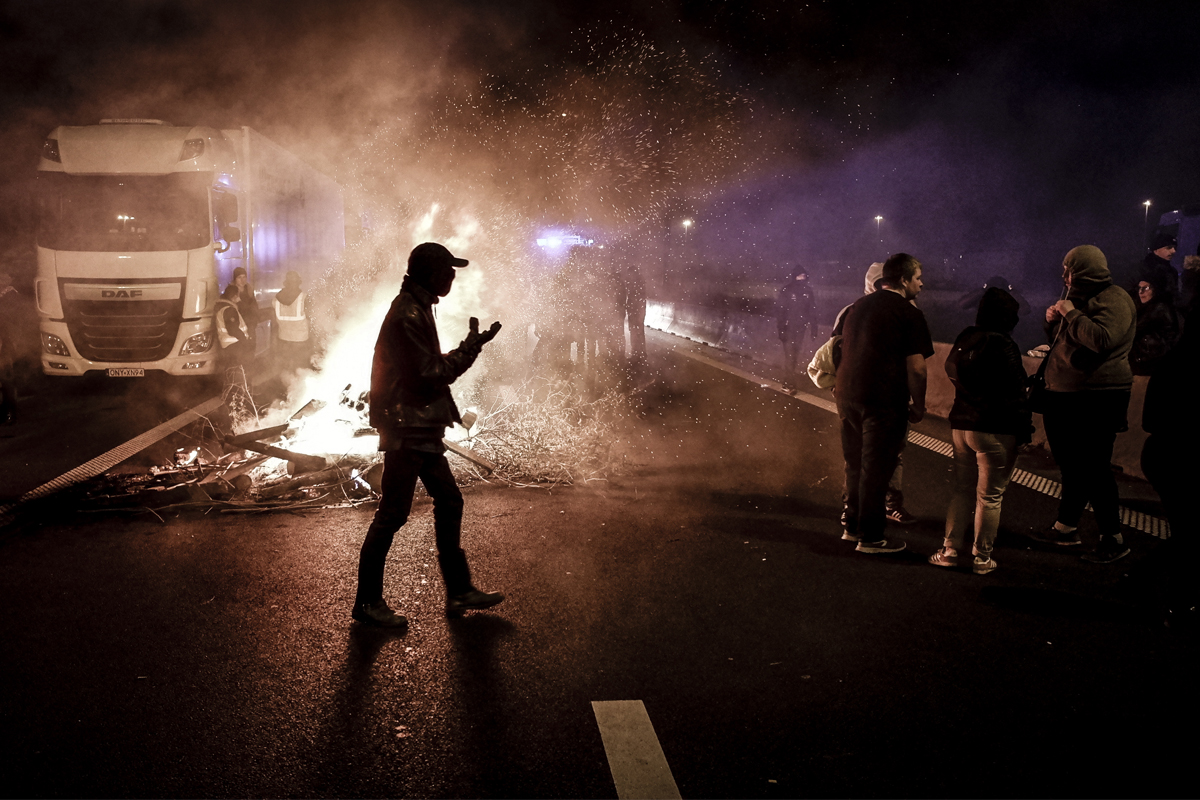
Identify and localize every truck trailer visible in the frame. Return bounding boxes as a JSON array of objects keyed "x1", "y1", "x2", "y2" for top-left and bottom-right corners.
[{"x1": 34, "y1": 120, "x2": 344, "y2": 377}]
